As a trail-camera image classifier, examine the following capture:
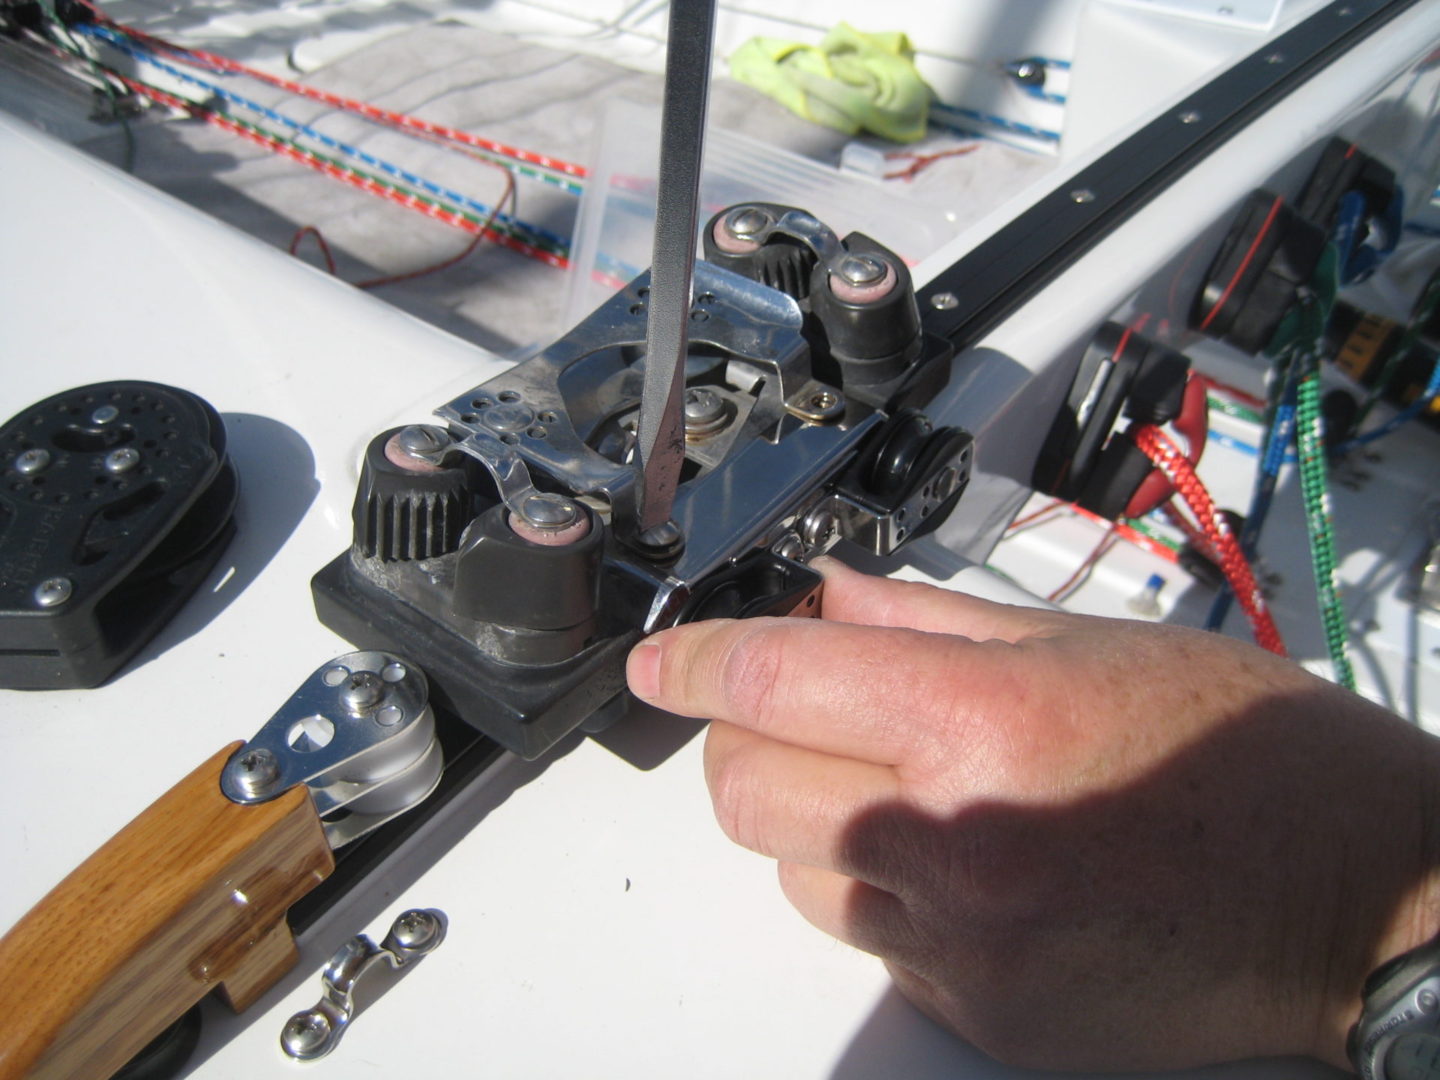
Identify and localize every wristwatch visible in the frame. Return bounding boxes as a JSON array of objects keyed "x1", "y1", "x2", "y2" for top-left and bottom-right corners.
[{"x1": 1351, "y1": 936, "x2": 1440, "y2": 1078}]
